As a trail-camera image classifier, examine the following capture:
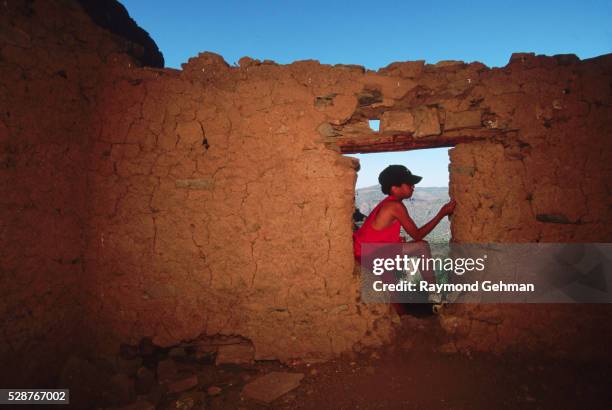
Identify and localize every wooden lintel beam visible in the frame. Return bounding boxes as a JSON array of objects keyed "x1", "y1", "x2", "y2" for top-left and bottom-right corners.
[{"x1": 331, "y1": 128, "x2": 514, "y2": 154}]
